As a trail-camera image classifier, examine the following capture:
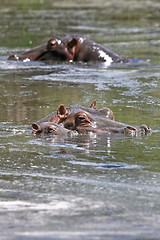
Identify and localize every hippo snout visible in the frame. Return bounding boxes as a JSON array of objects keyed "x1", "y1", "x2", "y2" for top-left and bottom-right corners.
[
  {"x1": 8, "y1": 54, "x2": 20, "y2": 60},
  {"x1": 124, "y1": 124, "x2": 152, "y2": 136}
]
